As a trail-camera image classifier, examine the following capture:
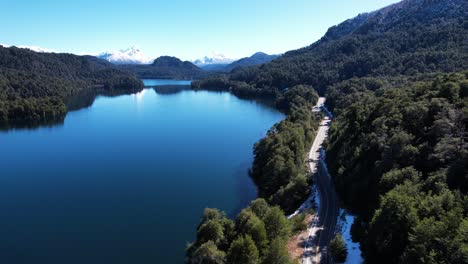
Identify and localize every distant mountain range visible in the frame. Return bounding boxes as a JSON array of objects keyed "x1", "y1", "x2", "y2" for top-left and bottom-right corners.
[
  {"x1": 223, "y1": 52, "x2": 279, "y2": 72},
  {"x1": 118, "y1": 56, "x2": 206, "y2": 80},
  {"x1": 192, "y1": 52, "x2": 235, "y2": 67},
  {"x1": 97, "y1": 46, "x2": 153, "y2": 64},
  {"x1": 99, "y1": 49, "x2": 239, "y2": 67},
  {"x1": 208, "y1": 0, "x2": 468, "y2": 94},
  {"x1": 116, "y1": 51, "x2": 279, "y2": 79},
  {"x1": 194, "y1": 52, "x2": 279, "y2": 72},
  {"x1": 1, "y1": 43, "x2": 282, "y2": 78}
]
